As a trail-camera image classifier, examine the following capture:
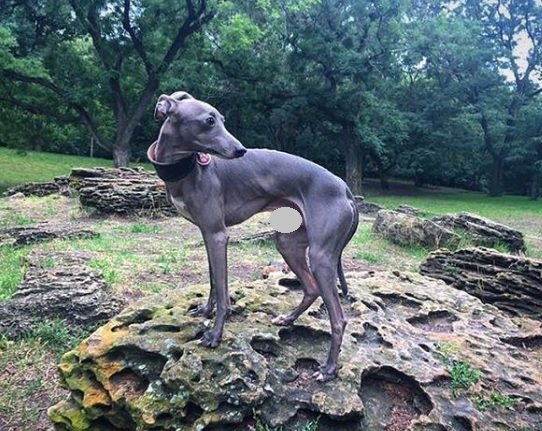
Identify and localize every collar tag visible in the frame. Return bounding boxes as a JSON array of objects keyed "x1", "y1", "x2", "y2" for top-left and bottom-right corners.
[{"x1": 196, "y1": 153, "x2": 212, "y2": 166}]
